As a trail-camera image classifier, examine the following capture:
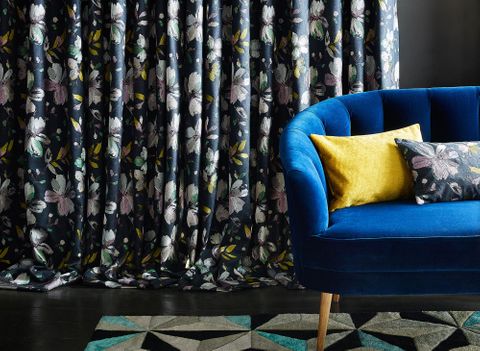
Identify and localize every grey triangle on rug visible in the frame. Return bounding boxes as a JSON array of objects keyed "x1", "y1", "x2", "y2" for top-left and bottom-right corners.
[{"x1": 85, "y1": 311, "x2": 480, "y2": 350}]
